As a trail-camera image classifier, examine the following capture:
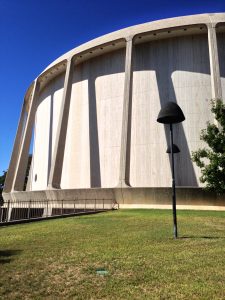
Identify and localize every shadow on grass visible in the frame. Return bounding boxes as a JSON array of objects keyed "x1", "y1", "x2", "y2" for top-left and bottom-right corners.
[
  {"x1": 179, "y1": 236, "x2": 225, "y2": 240},
  {"x1": 0, "y1": 250, "x2": 22, "y2": 264}
]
